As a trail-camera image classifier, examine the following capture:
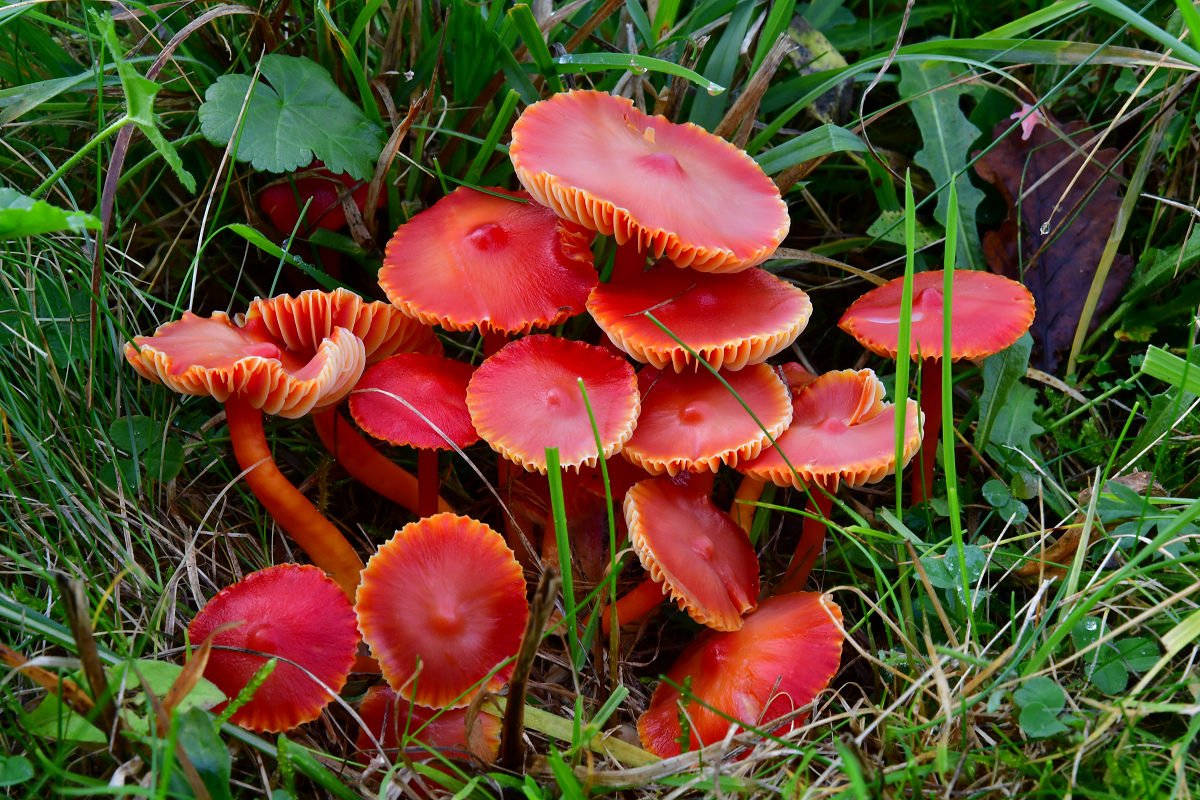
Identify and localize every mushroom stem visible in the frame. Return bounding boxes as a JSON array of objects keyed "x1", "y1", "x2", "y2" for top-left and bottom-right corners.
[
  {"x1": 312, "y1": 409, "x2": 452, "y2": 516},
  {"x1": 483, "y1": 330, "x2": 507, "y2": 357},
  {"x1": 777, "y1": 488, "x2": 835, "y2": 594},
  {"x1": 600, "y1": 577, "x2": 667, "y2": 634},
  {"x1": 225, "y1": 398, "x2": 364, "y2": 599},
  {"x1": 731, "y1": 476, "x2": 767, "y2": 534},
  {"x1": 913, "y1": 357, "x2": 942, "y2": 505},
  {"x1": 610, "y1": 239, "x2": 645, "y2": 282},
  {"x1": 418, "y1": 449, "x2": 440, "y2": 518}
]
